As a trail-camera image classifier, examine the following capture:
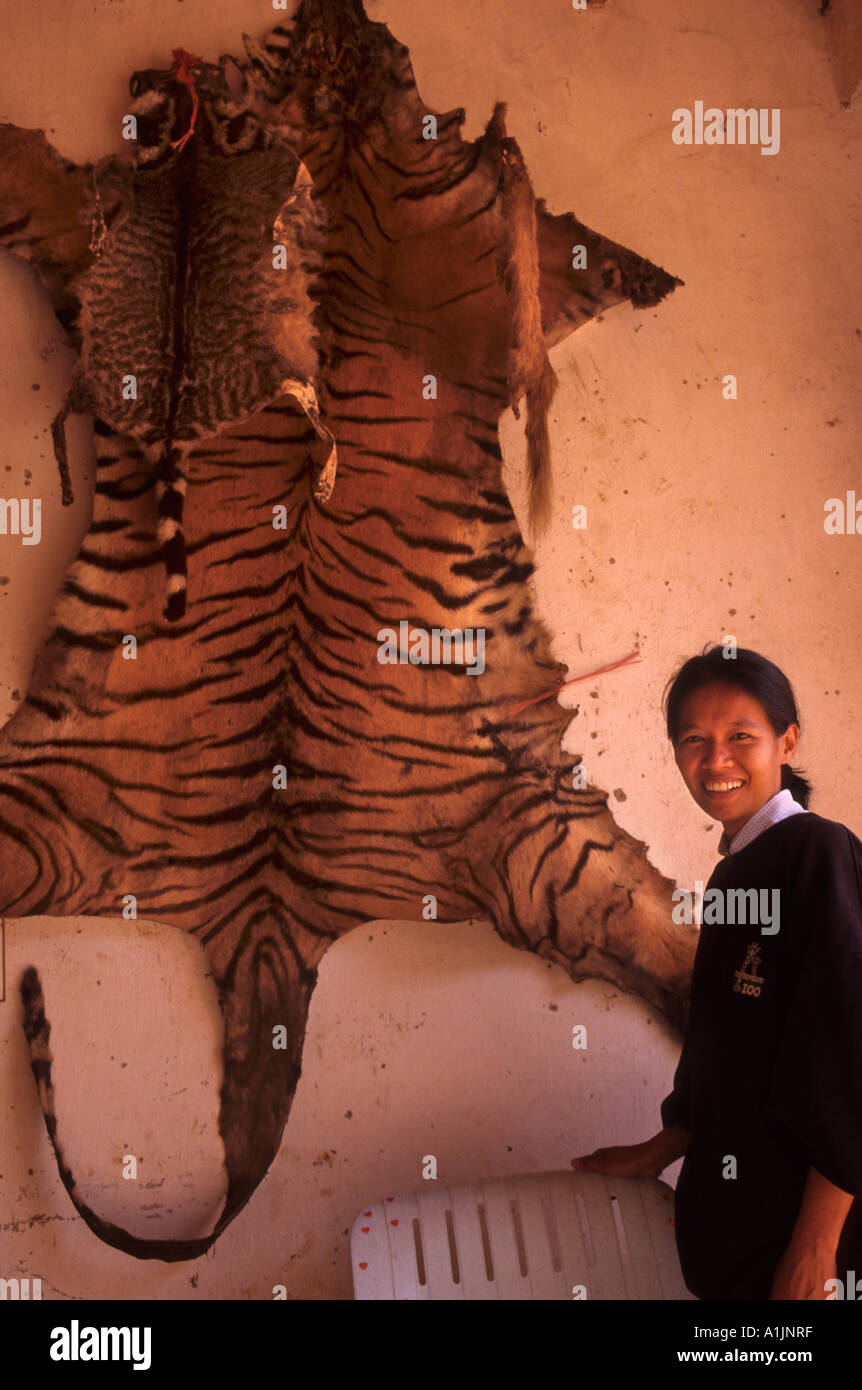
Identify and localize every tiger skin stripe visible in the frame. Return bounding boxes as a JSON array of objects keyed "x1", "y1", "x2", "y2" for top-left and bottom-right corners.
[{"x1": 1, "y1": 0, "x2": 696, "y2": 1260}]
